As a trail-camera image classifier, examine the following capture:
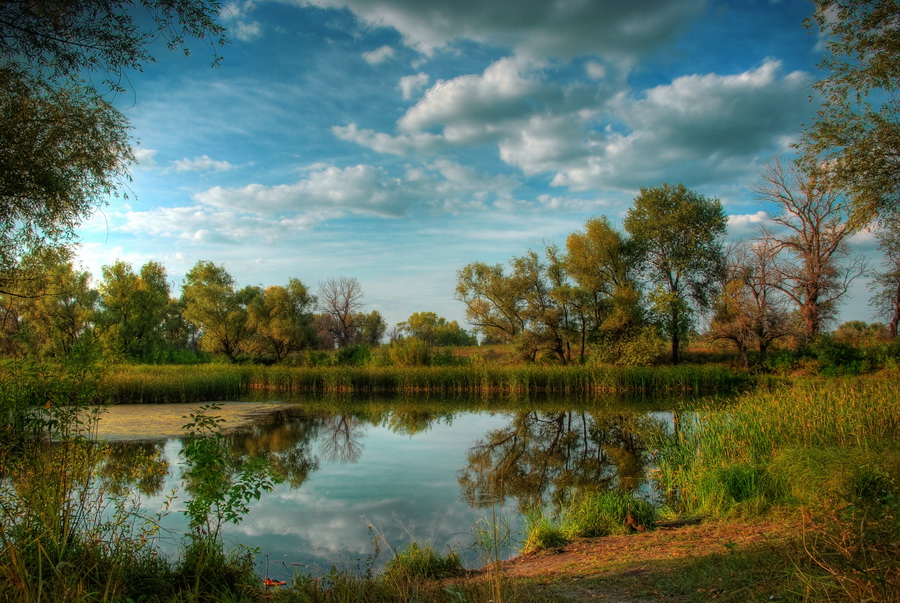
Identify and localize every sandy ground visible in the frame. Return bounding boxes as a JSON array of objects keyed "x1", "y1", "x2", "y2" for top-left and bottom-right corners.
[{"x1": 89, "y1": 402, "x2": 291, "y2": 441}]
